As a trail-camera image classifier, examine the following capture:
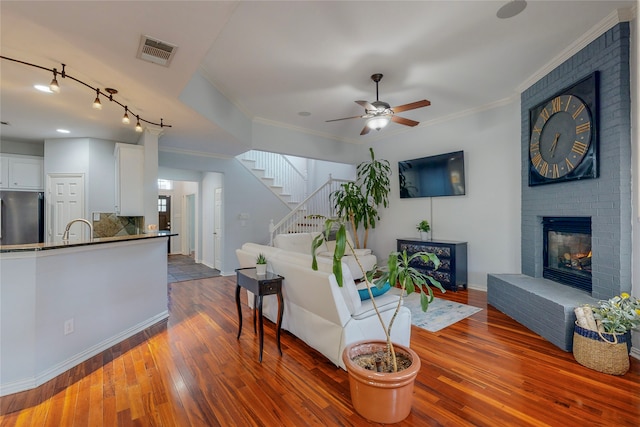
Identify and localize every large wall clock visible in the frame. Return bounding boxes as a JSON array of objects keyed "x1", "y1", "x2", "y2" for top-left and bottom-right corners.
[{"x1": 528, "y1": 73, "x2": 598, "y2": 186}]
